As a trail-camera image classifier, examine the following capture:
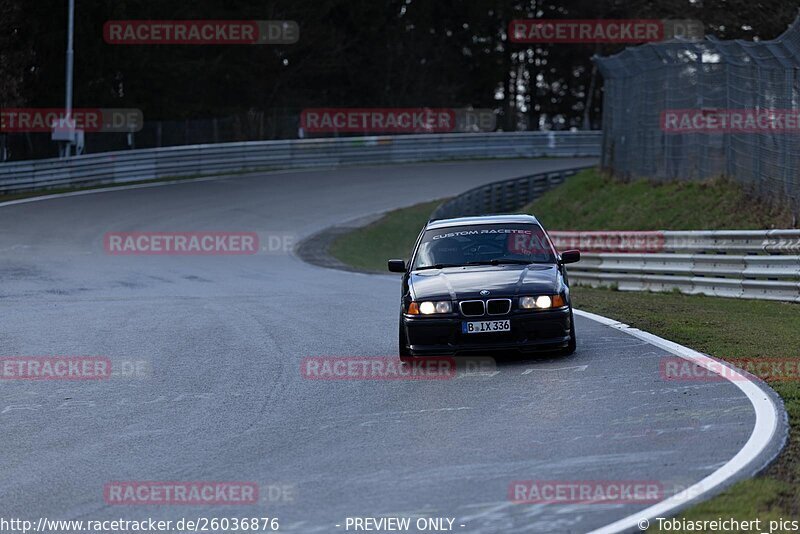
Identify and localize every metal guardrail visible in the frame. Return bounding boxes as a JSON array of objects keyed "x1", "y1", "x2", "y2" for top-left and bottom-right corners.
[
  {"x1": 430, "y1": 165, "x2": 595, "y2": 220},
  {"x1": 551, "y1": 230, "x2": 800, "y2": 255},
  {"x1": 433, "y1": 174, "x2": 800, "y2": 302},
  {"x1": 0, "y1": 131, "x2": 601, "y2": 194},
  {"x1": 550, "y1": 231, "x2": 800, "y2": 302}
]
